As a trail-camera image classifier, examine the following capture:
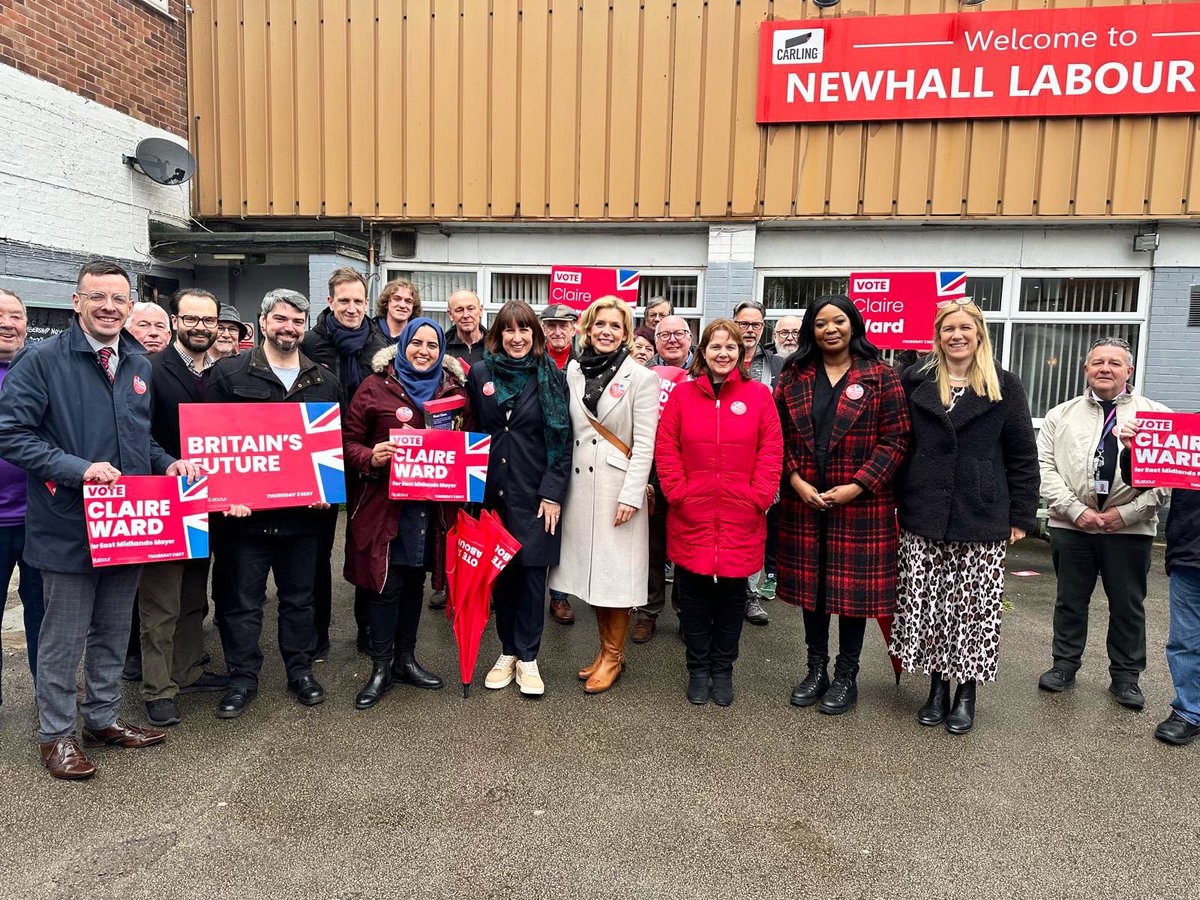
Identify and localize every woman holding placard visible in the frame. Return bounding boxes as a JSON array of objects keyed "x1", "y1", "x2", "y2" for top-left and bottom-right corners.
[{"x1": 343, "y1": 317, "x2": 468, "y2": 709}]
